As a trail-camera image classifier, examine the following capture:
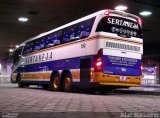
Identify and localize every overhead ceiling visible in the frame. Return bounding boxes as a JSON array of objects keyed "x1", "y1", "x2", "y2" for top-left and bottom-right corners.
[{"x1": 0, "y1": 0, "x2": 160, "y2": 60}]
